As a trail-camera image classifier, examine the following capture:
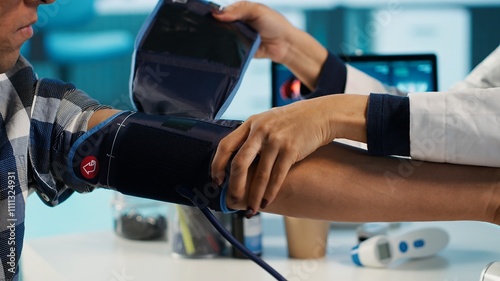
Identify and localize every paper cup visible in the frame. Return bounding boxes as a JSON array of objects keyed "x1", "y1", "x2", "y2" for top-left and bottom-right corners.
[{"x1": 284, "y1": 216, "x2": 330, "y2": 259}]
